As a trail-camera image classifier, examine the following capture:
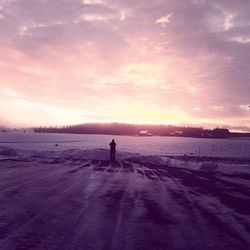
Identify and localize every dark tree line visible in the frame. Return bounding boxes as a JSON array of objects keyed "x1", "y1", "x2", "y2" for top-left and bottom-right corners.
[{"x1": 34, "y1": 123, "x2": 232, "y2": 138}]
